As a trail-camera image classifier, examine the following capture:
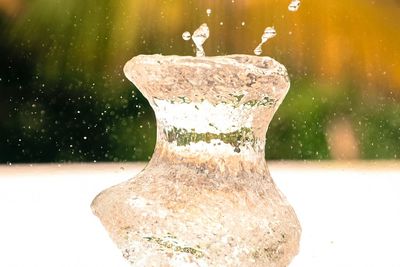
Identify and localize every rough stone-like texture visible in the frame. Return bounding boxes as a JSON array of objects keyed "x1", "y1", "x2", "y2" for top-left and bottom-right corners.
[{"x1": 92, "y1": 55, "x2": 301, "y2": 266}]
